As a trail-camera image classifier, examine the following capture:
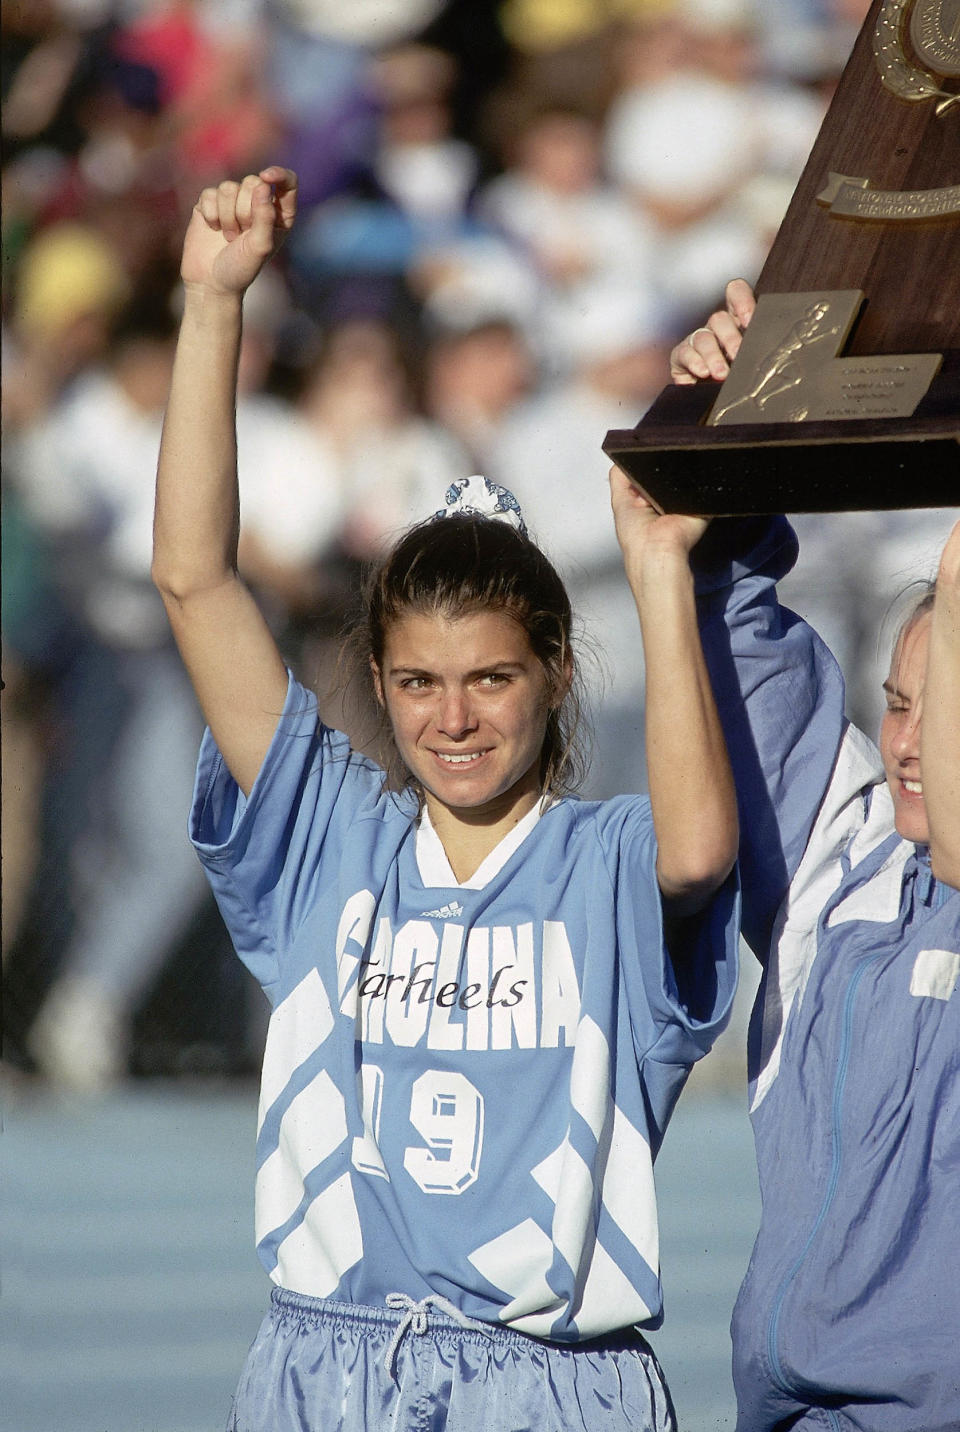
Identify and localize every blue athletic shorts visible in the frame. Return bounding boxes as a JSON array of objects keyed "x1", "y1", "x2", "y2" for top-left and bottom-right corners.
[{"x1": 227, "y1": 1288, "x2": 678, "y2": 1431}]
